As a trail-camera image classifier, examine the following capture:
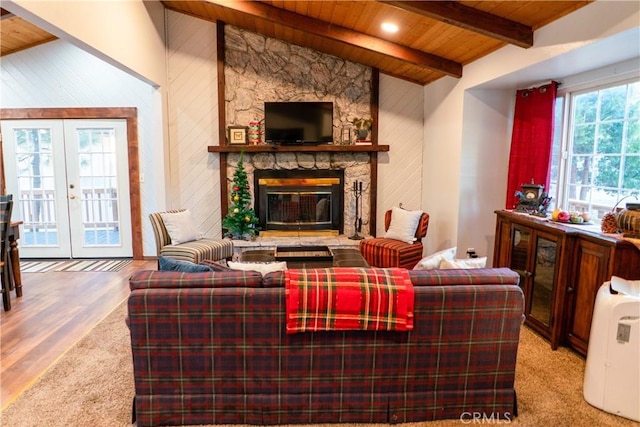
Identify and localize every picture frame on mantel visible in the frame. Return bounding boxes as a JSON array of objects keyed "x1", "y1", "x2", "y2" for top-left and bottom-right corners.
[{"x1": 228, "y1": 126, "x2": 248, "y2": 145}]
